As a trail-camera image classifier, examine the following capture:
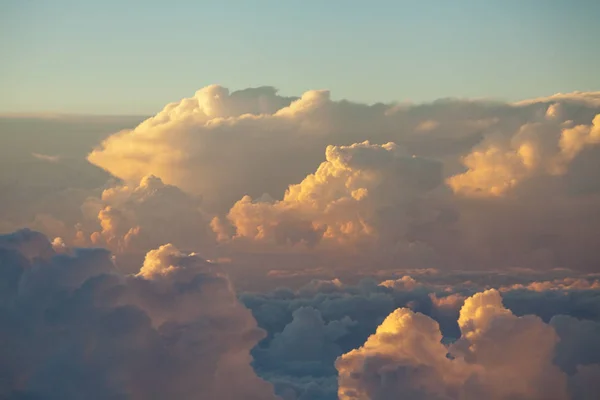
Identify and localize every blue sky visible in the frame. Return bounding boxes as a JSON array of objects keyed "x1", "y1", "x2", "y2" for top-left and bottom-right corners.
[{"x1": 1, "y1": 0, "x2": 598, "y2": 115}]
